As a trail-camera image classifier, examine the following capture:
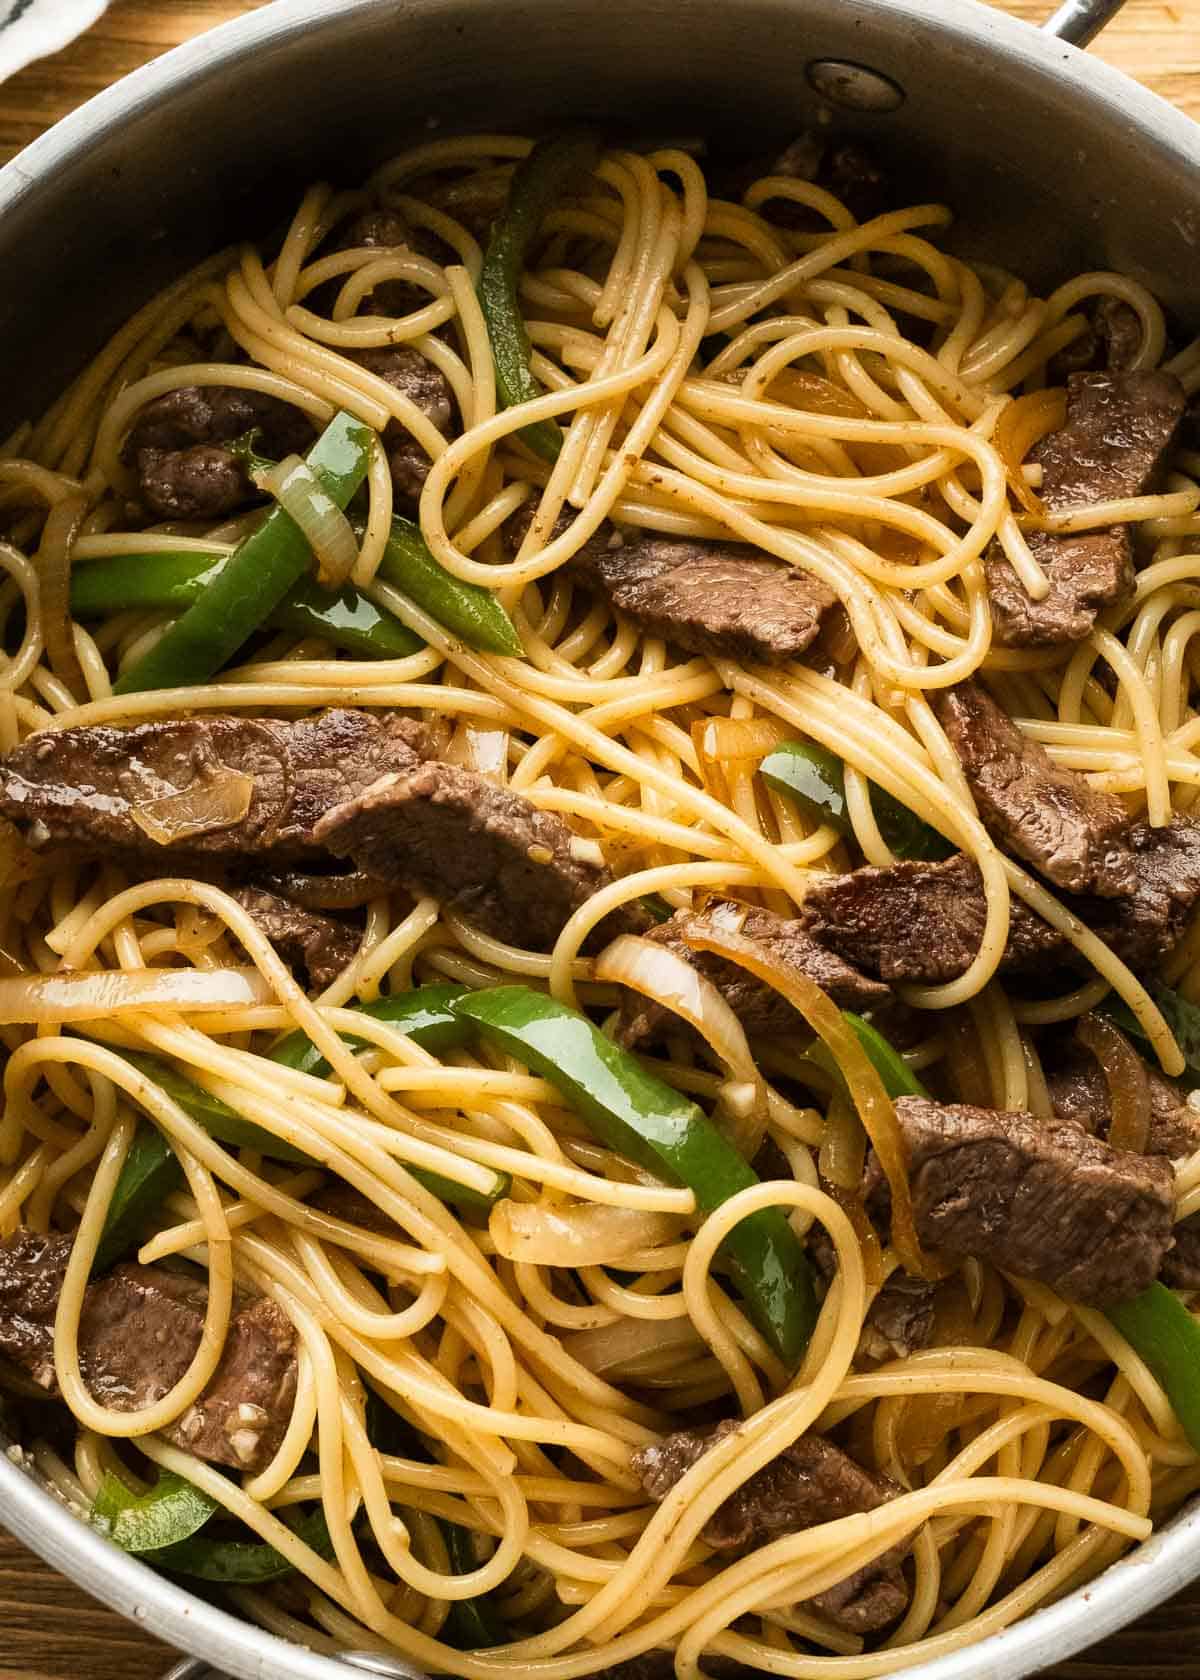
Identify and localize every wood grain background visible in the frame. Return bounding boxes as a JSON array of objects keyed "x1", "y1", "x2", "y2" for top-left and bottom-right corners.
[{"x1": 1, "y1": 0, "x2": 1199, "y2": 1676}]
